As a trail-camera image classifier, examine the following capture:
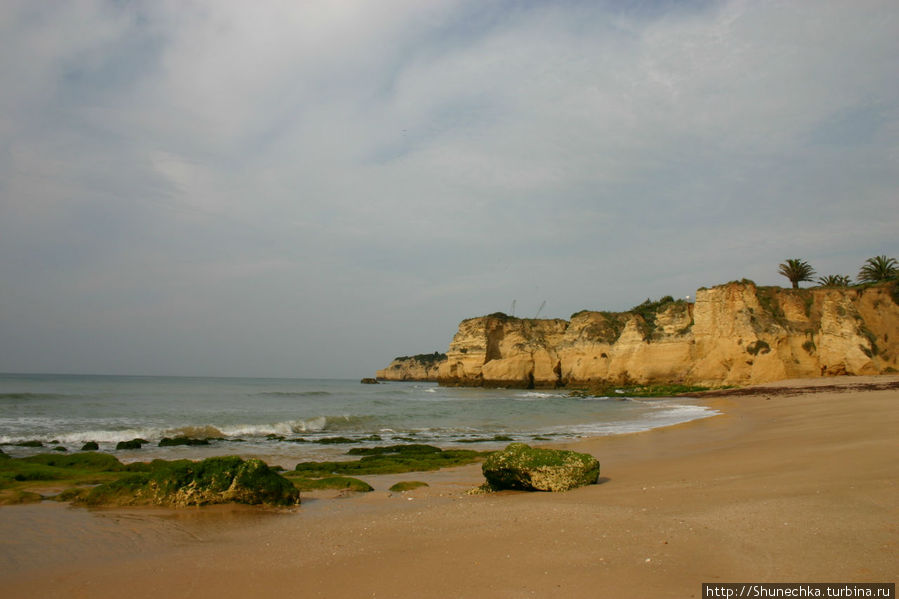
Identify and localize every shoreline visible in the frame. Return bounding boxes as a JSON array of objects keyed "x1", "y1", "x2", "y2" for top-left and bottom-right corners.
[{"x1": 2, "y1": 375, "x2": 897, "y2": 598}]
